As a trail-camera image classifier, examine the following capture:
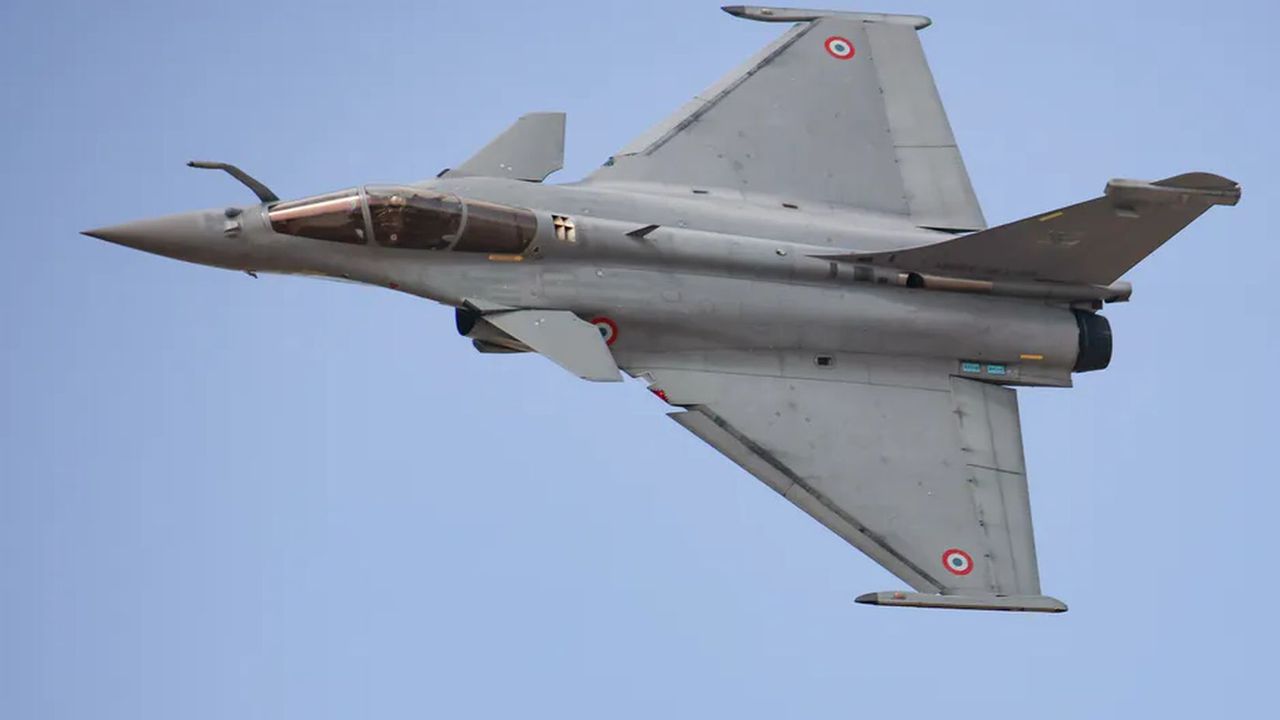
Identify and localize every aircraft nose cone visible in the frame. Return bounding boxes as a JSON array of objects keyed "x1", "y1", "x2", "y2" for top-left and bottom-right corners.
[
  {"x1": 84, "y1": 212, "x2": 207, "y2": 250},
  {"x1": 81, "y1": 225, "x2": 134, "y2": 244},
  {"x1": 82, "y1": 210, "x2": 232, "y2": 265}
]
